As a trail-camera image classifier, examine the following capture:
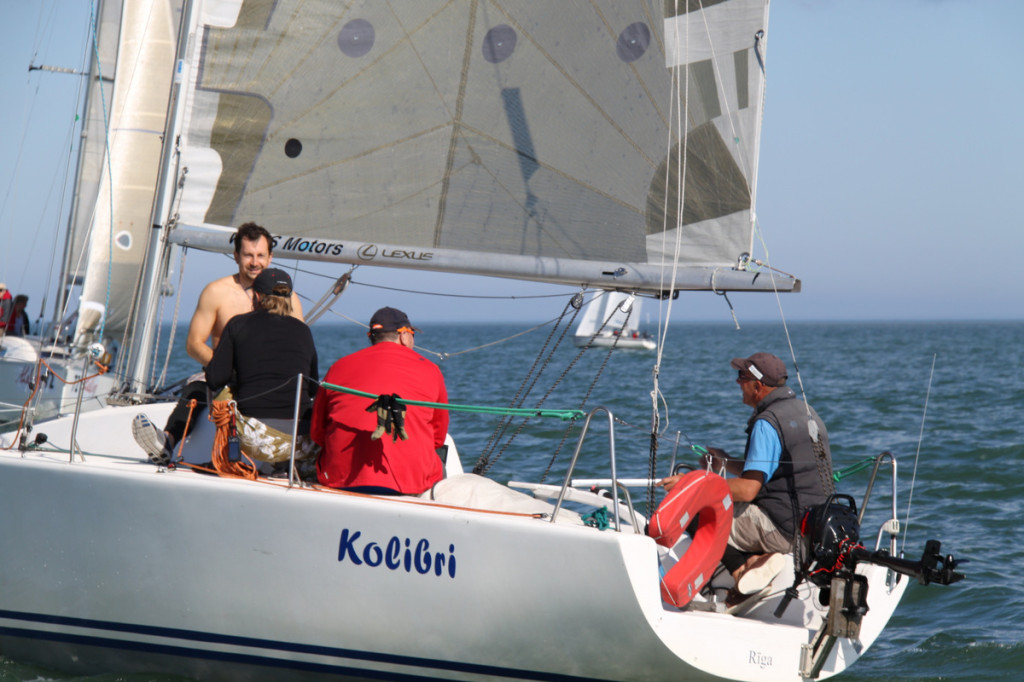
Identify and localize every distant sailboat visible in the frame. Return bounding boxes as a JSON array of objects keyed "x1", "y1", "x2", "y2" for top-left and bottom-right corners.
[
  {"x1": 573, "y1": 291, "x2": 656, "y2": 350},
  {"x1": 0, "y1": 0, "x2": 175, "y2": 427}
]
